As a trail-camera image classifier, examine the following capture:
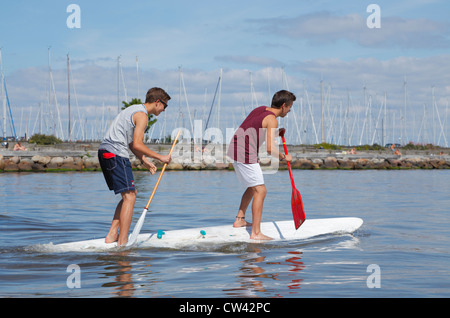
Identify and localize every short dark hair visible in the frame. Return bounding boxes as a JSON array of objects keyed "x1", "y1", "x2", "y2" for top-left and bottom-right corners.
[
  {"x1": 145, "y1": 87, "x2": 171, "y2": 104},
  {"x1": 271, "y1": 90, "x2": 296, "y2": 108}
]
